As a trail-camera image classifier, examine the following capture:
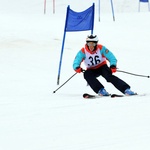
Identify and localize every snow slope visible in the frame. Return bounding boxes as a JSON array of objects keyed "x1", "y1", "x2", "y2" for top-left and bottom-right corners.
[{"x1": 0, "y1": 0, "x2": 150, "y2": 150}]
